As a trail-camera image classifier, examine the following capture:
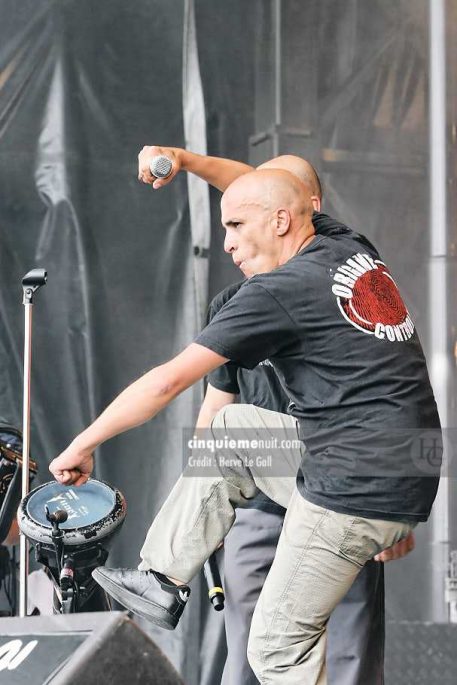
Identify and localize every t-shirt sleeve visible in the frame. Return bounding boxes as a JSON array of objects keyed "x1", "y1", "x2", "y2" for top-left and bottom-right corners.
[
  {"x1": 207, "y1": 295, "x2": 221, "y2": 323},
  {"x1": 207, "y1": 362, "x2": 240, "y2": 394},
  {"x1": 196, "y1": 282, "x2": 298, "y2": 369},
  {"x1": 205, "y1": 285, "x2": 242, "y2": 393}
]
